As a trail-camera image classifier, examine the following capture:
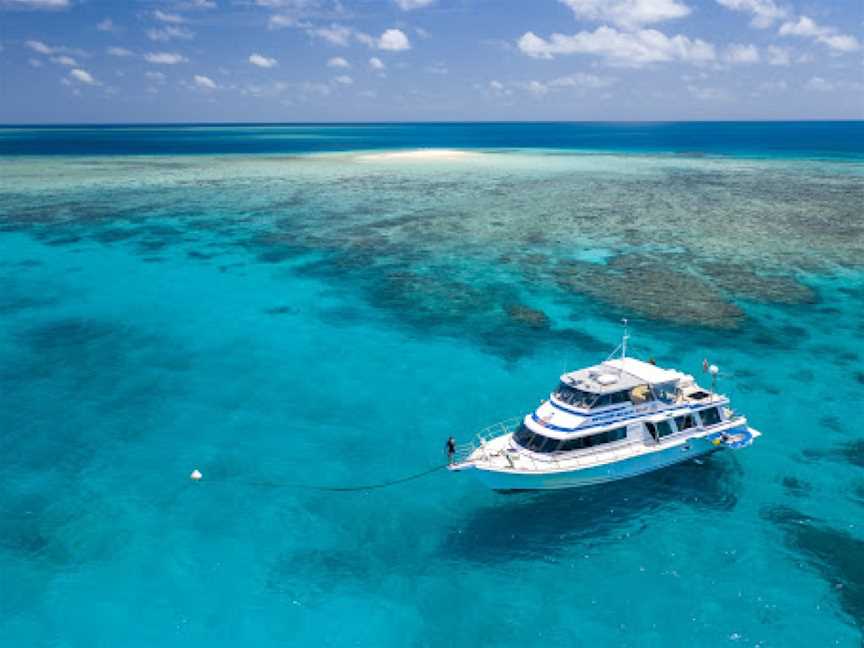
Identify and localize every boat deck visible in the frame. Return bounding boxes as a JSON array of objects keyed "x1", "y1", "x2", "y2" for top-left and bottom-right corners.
[{"x1": 453, "y1": 417, "x2": 751, "y2": 475}]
